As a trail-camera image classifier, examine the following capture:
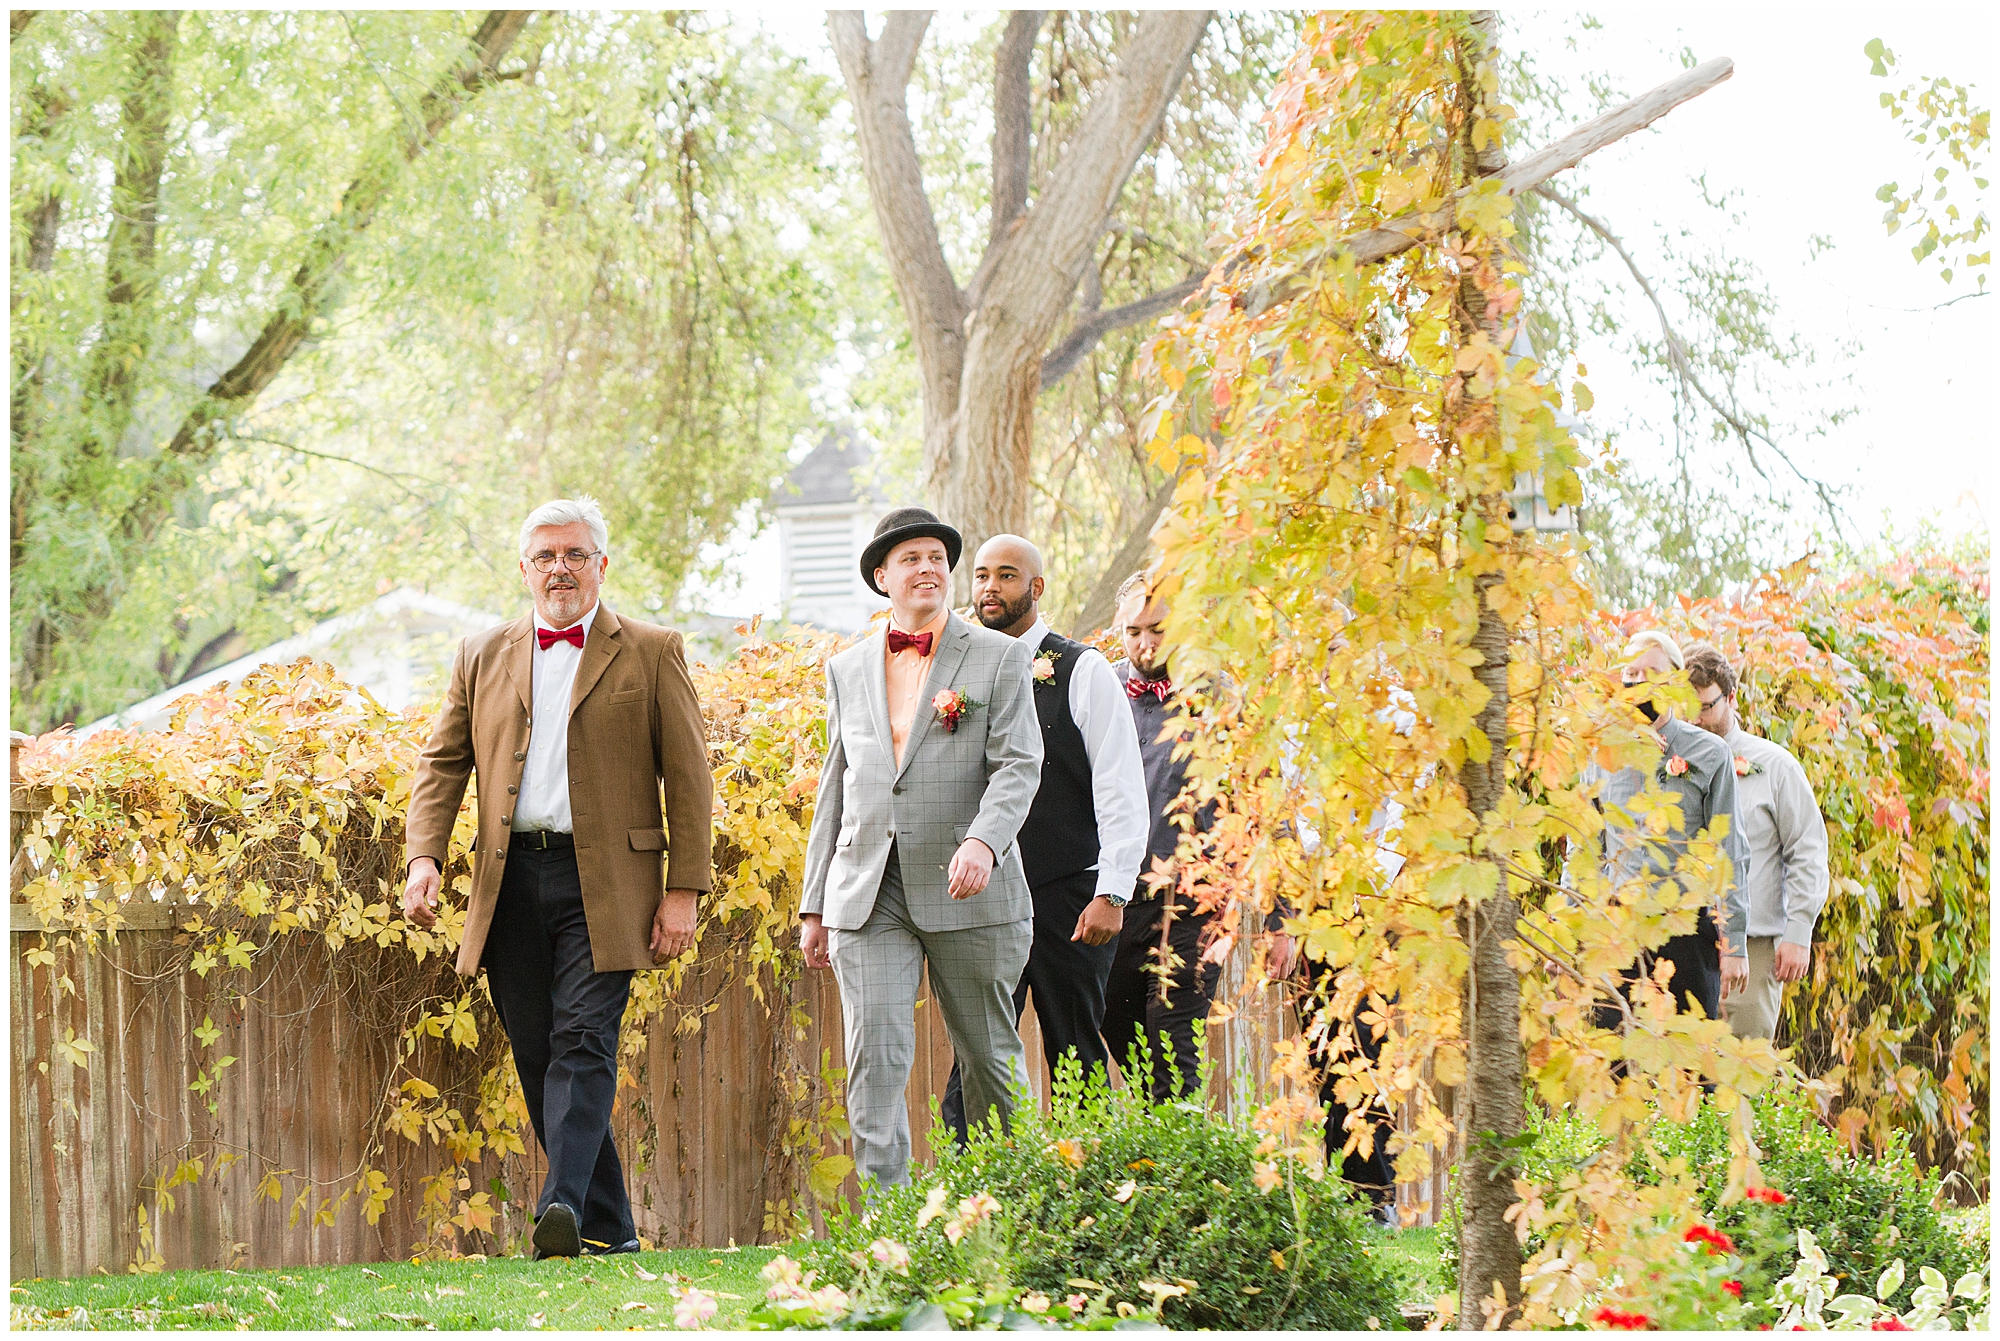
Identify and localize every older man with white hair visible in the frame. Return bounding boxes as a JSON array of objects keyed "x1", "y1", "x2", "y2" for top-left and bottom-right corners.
[
  {"x1": 401, "y1": 497, "x2": 713, "y2": 1258},
  {"x1": 1588, "y1": 629, "x2": 1750, "y2": 1023}
]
